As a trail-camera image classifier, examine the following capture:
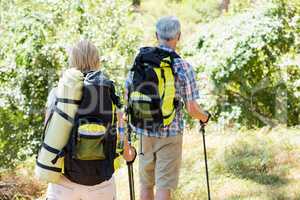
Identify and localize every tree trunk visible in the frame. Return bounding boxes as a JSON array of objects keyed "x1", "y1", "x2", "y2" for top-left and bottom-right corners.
[
  {"x1": 132, "y1": 0, "x2": 141, "y2": 6},
  {"x1": 221, "y1": 0, "x2": 230, "y2": 12}
]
